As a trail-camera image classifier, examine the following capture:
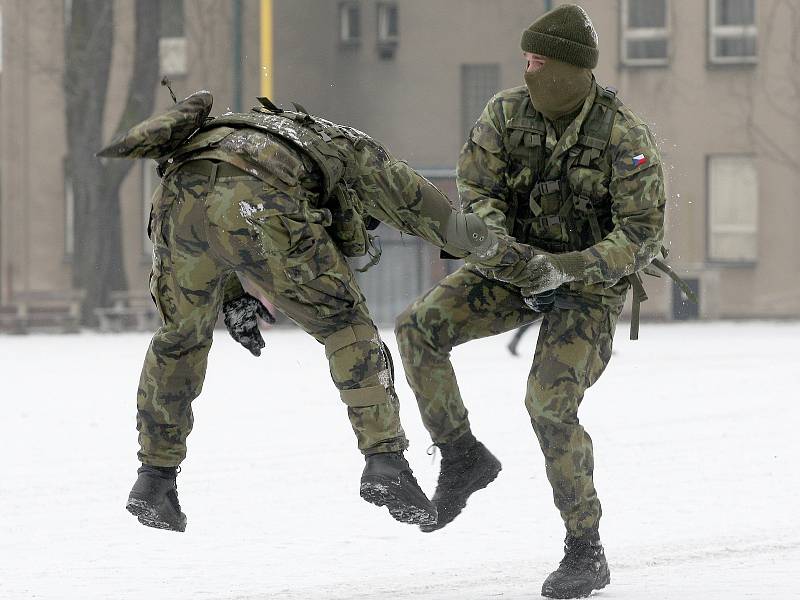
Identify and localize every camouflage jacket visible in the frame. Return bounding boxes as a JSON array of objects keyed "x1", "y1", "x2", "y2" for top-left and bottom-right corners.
[{"x1": 458, "y1": 81, "x2": 666, "y2": 306}]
